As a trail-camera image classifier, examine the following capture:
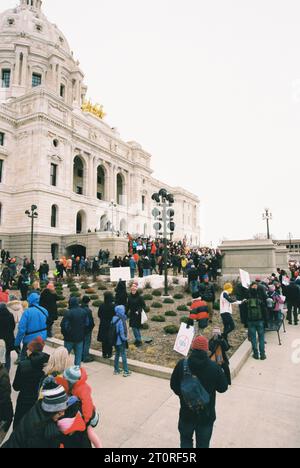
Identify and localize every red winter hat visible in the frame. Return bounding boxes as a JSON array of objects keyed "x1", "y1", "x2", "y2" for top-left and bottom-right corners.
[
  {"x1": 28, "y1": 336, "x2": 45, "y2": 353},
  {"x1": 192, "y1": 336, "x2": 209, "y2": 352}
]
